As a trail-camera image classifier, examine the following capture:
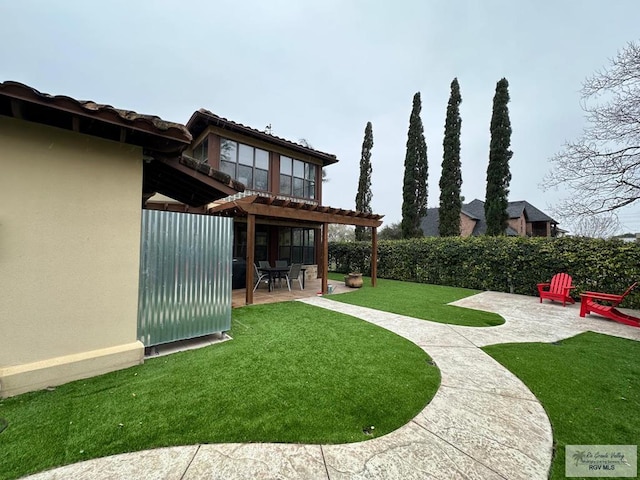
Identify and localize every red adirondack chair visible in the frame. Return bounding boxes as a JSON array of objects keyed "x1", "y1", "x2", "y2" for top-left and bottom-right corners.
[
  {"x1": 579, "y1": 282, "x2": 639, "y2": 328},
  {"x1": 537, "y1": 273, "x2": 575, "y2": 307}
]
